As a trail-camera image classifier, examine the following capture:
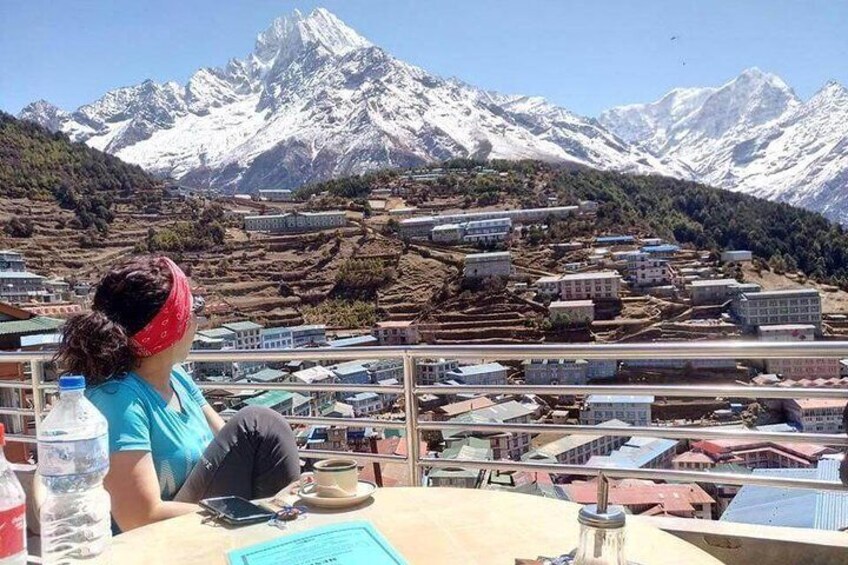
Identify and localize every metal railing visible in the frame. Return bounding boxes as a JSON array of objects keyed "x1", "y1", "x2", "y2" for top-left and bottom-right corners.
[{"x1": 2, "y1": 341, "x2": 847, "y2": 494}]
